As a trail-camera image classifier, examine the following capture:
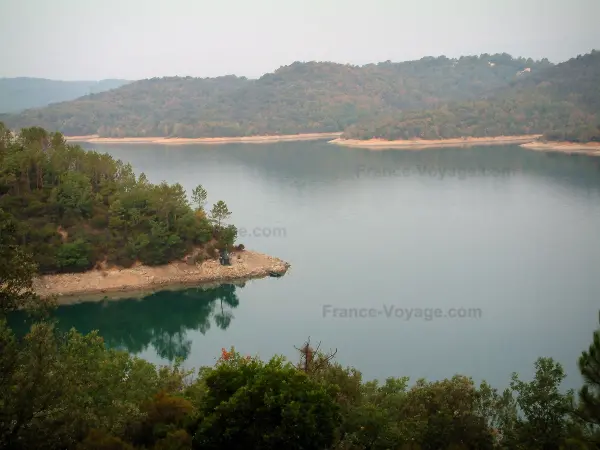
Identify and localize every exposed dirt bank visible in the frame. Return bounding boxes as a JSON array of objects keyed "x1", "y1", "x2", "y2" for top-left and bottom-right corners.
[
  {"x1": 33, "y1": 250, "x2": 290, "y2": 304},
  {"x1": 65, "y1": 132, "x2": 342, "y2": 145},
  {"x1": 520, "y1": 141, "x2": 600, "y2": 156},
  {"x1": 328, "y1": 135, "x2": 542, "y2": 150}
]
